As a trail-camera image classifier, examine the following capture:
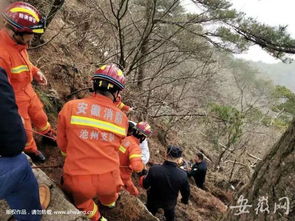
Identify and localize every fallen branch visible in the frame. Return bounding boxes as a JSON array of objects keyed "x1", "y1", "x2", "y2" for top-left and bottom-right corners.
[
  {"x1": 223, "y1": 160, "x2": 248, "y2": 167},
  {"x1": 151, "y1": 113, "x2": 205, "y2": 118},
  {"x1": 32, "y1": 165, "x2": 62, "y2": 169},
  {"x1": 247, "y1": 152, "x2": 262, "y2": 161}
]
